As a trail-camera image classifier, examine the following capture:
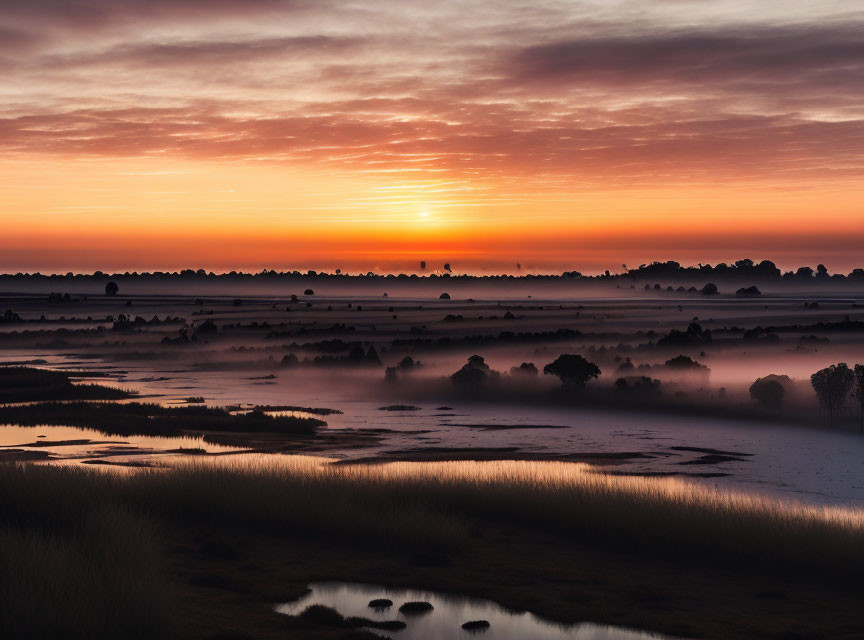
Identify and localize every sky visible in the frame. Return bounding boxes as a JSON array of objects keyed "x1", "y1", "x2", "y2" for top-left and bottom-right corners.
[{"x1": 2, "y1": 0, "x2": 864, "y2": 274}]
